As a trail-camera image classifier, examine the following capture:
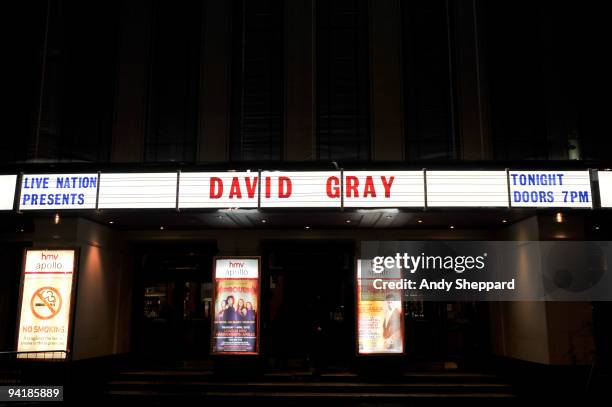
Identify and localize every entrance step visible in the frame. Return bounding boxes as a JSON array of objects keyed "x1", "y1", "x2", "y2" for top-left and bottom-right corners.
[
  {"x1": 114, "y1": 368, "x2": 502, "y2": 383},
  {"x1": 105, "y1": 368, "x2": 517, "y2": 402},
  {"x1": 0, "y1": 370, "x2": 20, "y2": 385}
]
